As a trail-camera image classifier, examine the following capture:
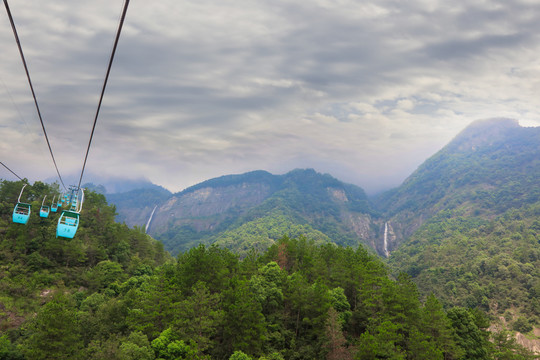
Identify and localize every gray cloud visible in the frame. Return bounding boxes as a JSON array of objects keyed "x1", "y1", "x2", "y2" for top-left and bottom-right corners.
[{"x1": 2, "y1": 0, "x2": 540, "y2": 194}]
